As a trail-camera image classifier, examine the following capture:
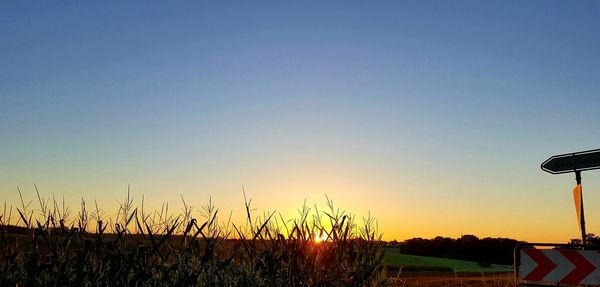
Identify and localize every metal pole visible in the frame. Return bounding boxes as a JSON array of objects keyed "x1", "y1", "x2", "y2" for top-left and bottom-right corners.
[{"x1": 576, "y1": 170, "x2": 587, "y2": 246}]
